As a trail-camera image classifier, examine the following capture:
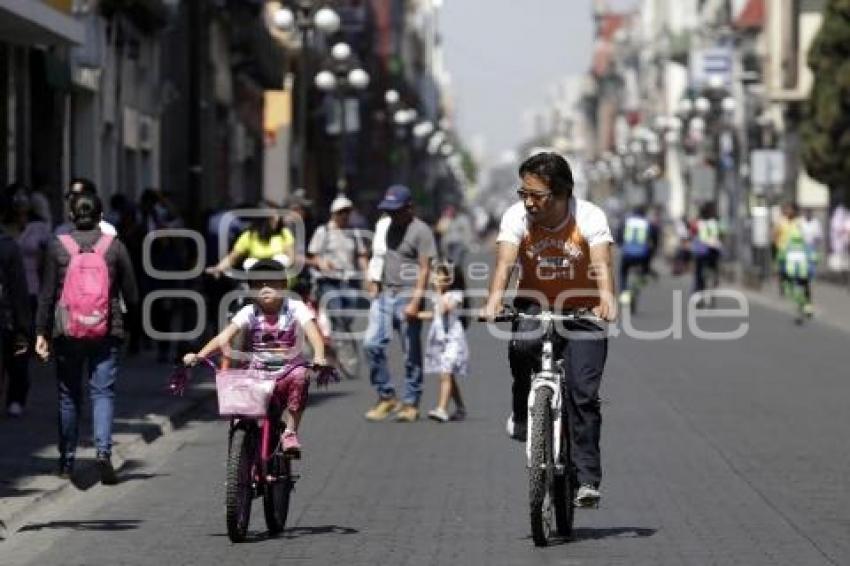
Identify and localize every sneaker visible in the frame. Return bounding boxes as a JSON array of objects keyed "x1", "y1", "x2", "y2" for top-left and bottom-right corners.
[
  {"x1": 803, "y1": 303, "x2": 815, "y2": 318},
  {"x1": 427, "y1": 407, "x2": 449, "y2": 423},
  {"x1": 7, "y1": 402, "x2": 23, "y2": 418},
  {"x1": 365, "y1": 398, "x2": 400, "y2": 422},
  {"x1": 96, "y1": 454, "x2": 118, "y2": 485},
  {"x1": 282, "y1": 431, "x2": 302, "y2": 458},
  {"x1": 394, "y1": 405, "x2": 419, "y2": 423},
  {"x1": 505, "y1": 414, "x2": 527, "y2": 442},
  {"x1": 450, "y1": 407, "x2": 467, "y2": 422},
  {"x1": 574, "y1": 484, "x2": 601, "y2": 508}
]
